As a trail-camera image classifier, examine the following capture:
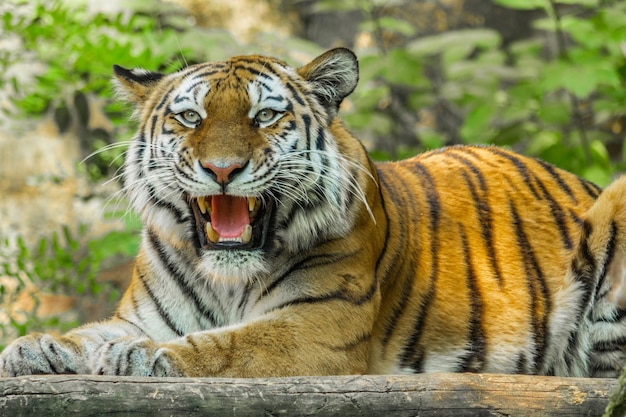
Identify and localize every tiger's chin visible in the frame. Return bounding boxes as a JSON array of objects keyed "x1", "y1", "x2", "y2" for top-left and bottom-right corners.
[{"x1": 199, "y1": 250, "x2": 269, "y2": 285}]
